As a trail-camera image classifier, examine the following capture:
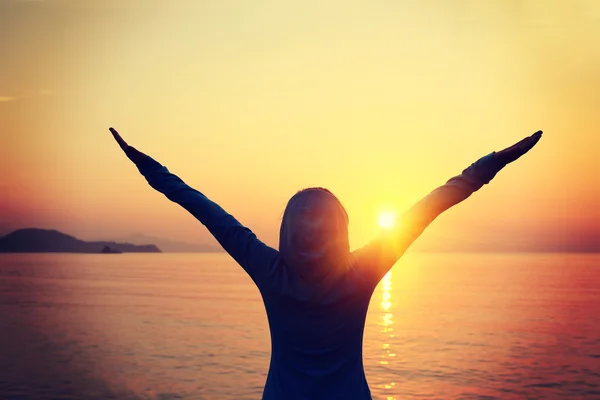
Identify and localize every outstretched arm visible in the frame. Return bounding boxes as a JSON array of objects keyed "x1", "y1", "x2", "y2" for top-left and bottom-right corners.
[
  {"x1": 109, "y1": 128, "x2": 278, "y2": 284},
  {"x1": 353, "y1": 131, "x2": 543, "y2": 285}
]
